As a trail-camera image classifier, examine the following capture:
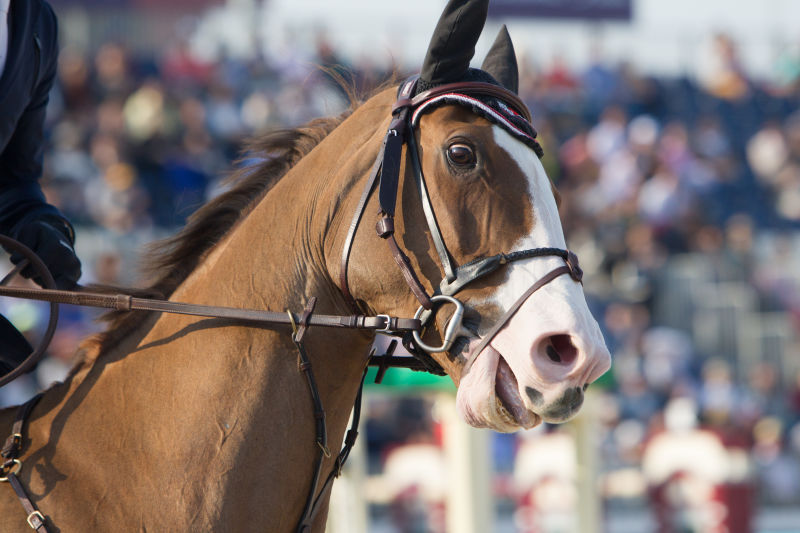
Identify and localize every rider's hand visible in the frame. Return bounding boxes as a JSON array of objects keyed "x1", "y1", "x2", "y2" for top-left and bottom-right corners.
[{"x1": 9, "y1": 214, "x2": 82, "y2": 290}]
